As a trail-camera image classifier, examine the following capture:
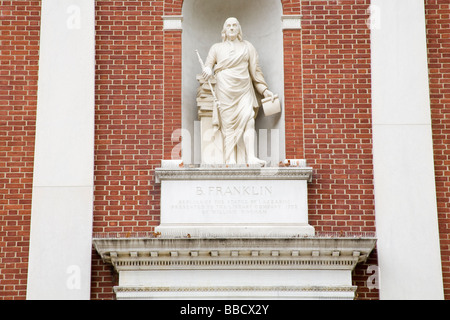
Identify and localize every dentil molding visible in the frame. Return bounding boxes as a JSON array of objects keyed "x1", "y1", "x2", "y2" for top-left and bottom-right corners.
[
  {"x1": 93, "y1": 237, "x2": 376, "y2": 272},
  {"x1": 154, "y1": 166, "x2": 314, "y2": 183}
]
